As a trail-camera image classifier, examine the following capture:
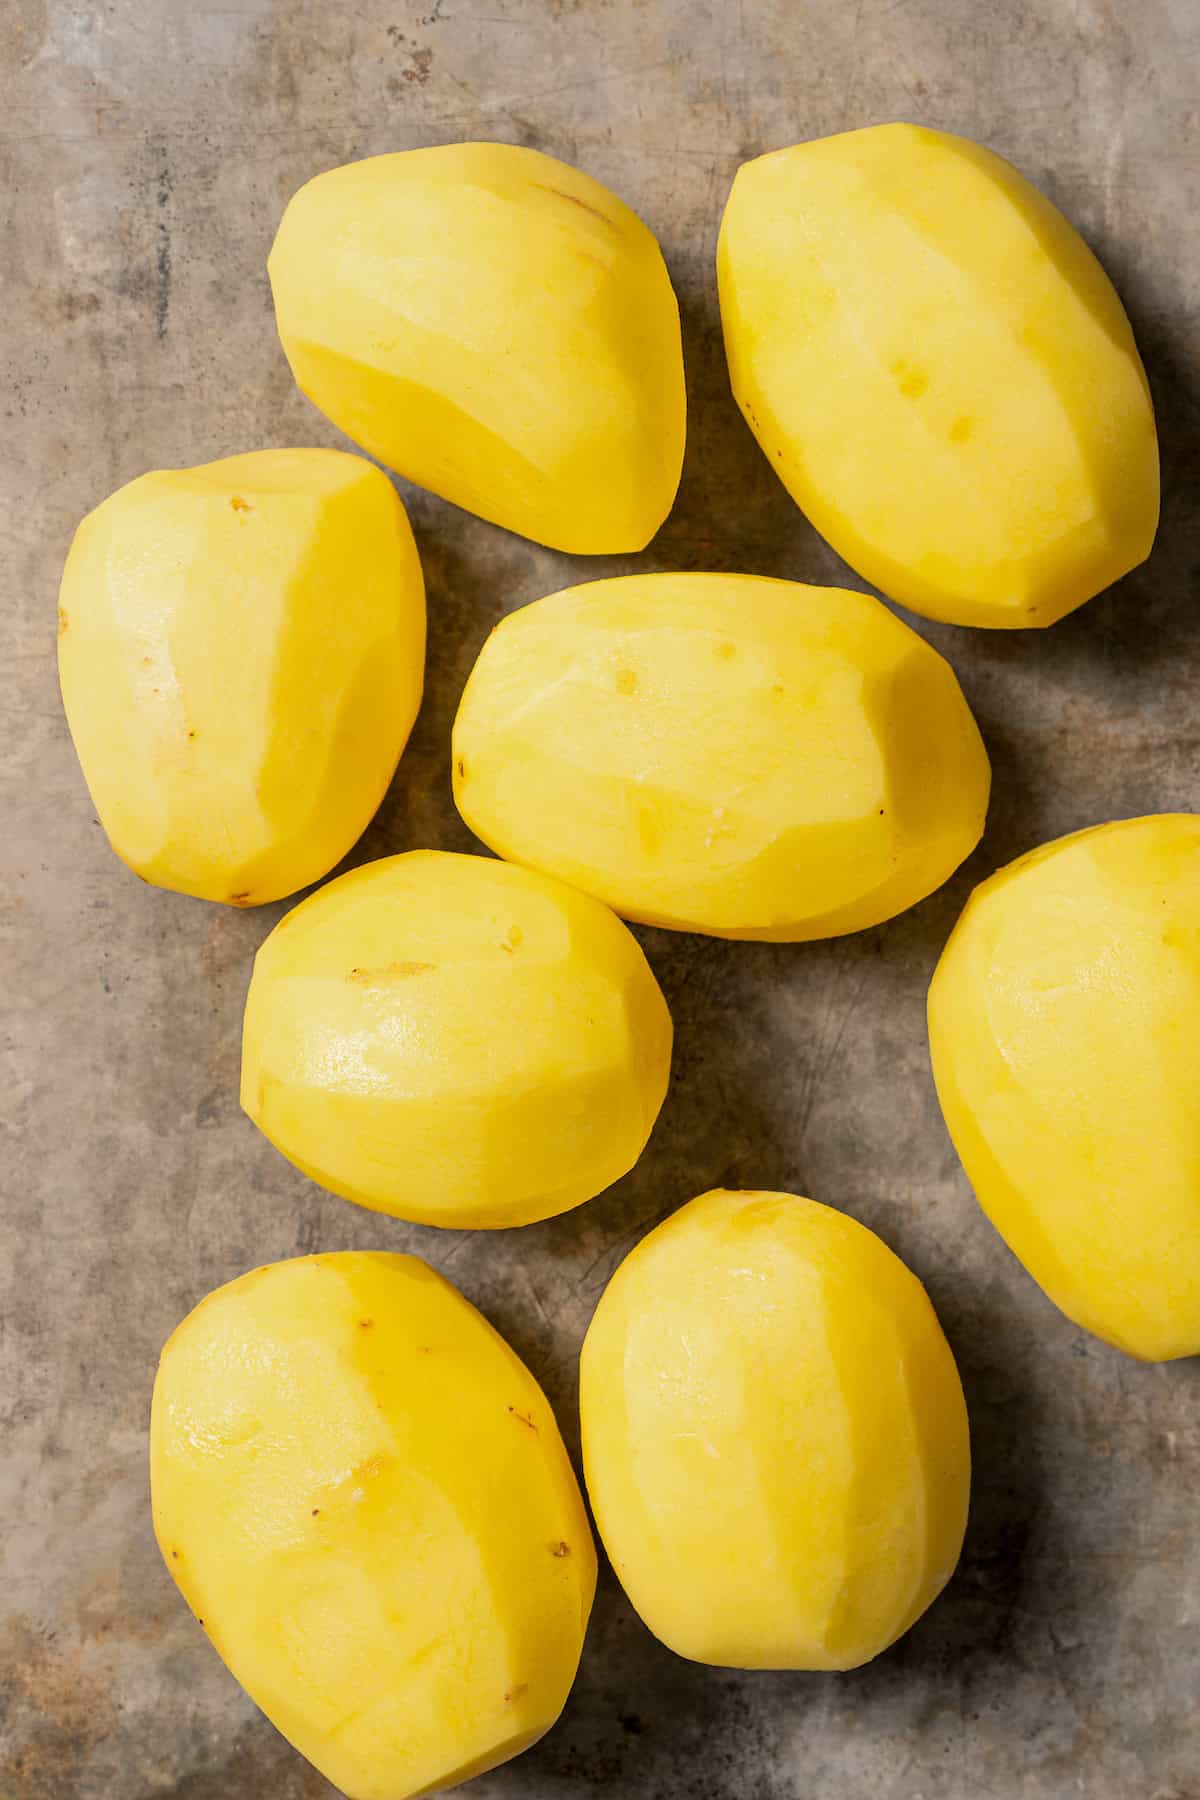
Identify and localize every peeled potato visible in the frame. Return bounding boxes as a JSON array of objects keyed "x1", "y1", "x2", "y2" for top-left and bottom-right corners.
[
  {"x1": 718, "y1": 124, "x2": 1159, "y2": 628},
  {"x1": 929, "y1": 814, "x2": 1200, "y2": 1361},
  {"x1": 453, "y1": 572, "x2": 989, "y2": 939},
  {"x1": 57, "y1": 448, "x2": 424, "y2": 906},
  {"x1": 151, "y1": 1252, "x2": 596, "y2": 1800},
  {"x1": 580, "y1": 1189, "x2": 969, "y2": 1669},
  {"x1": 241, "y1": 850, "x2": 672, "y2": 1227},
  {"x1": 269, "y1": 143, "x2": 685, "y2": 553}
]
